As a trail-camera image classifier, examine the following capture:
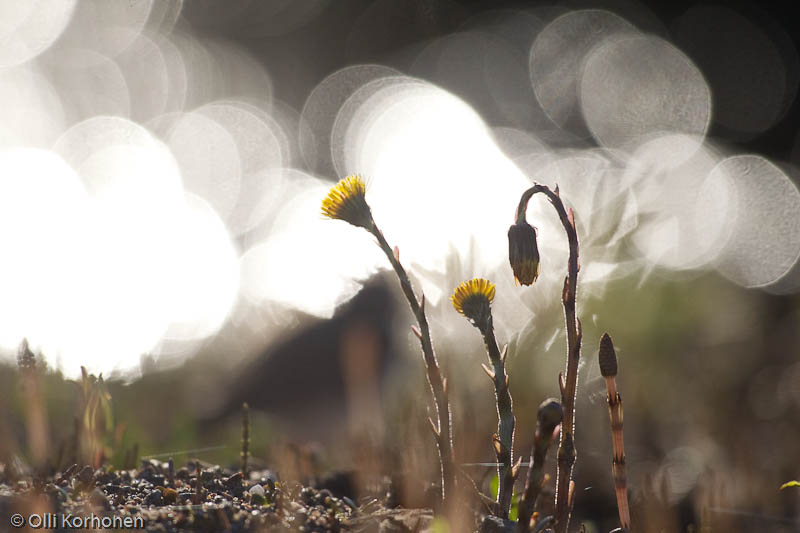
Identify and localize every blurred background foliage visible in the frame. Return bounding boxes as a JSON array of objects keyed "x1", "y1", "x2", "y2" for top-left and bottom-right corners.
[
  {"x1": 1, "y1": 268, "x2": 798, "y2": 530},
  {"x1": 2, "y1": 0, "x2": 800, "y2": 531}
]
